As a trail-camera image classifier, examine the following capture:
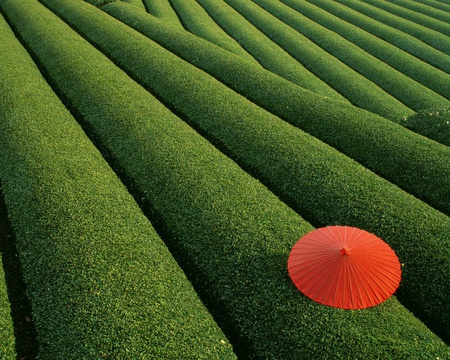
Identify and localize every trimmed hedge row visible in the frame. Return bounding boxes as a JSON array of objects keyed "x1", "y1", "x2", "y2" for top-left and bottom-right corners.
[
  {"x1": 196, "y1": 0, "x2": 346, "y2": 100},
  {"x1": 0, "y1": 15, "x2": 22, "y2": 360},
  {"x1": 360, "y1": 0, "x2": 450, "y2": 37},
  {"x1": 274, "y1": 0, "x2": 450, "y2": 103},
  {"x1": 142, "y1": 0, "x2": 183, "y2": 26},
  {"x1": 9, "y1": 0, "x2": 450, "y2": 357},
  {"x1": 414, "y1": 0, "x2": 450, "y2": 12},
  {"x1": 386, "y1": 0, "x2": 450, "y2": 24},
  {"x1": 329, "y1": 0, "x2": 450, "y2": 56},
  {"x1": 0, "y1": 262, "x2": 15, "y2": 360},
  {"x1": 289, "y1": 0, "x2": 450, "y2": 75},
  {"x1": 221, "y1": 0, "x2": 412, "y2": 122},
  {"x1": 168, "y1": 0, "x2": 258, "y2": 64},
  {"x1": 0, "y1": 2, "x2": 235, "y2": 359},
  {"x1": 103, "y1": 2, "x2": 450, "y2": 217},
  {"x1": 120, "y1": 0, "x2": 145, "y2": 10},
  {"x1": 39, "y1": 0, "x2": 450, "y2": 343},
  {"x1": 402, "y1": 108, "x2": 450, "y2": 147}
]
